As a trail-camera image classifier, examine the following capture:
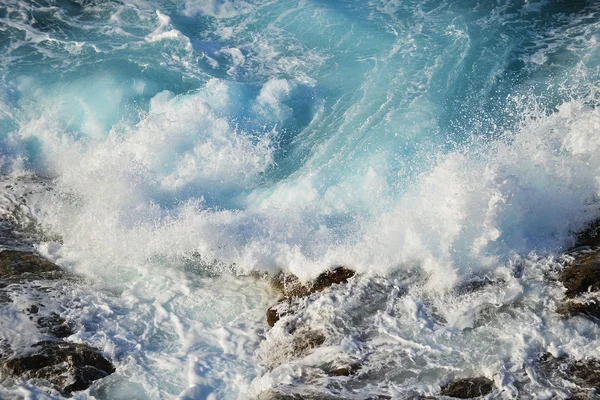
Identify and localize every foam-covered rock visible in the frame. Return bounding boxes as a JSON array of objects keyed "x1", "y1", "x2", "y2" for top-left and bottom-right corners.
[
  {"x1": 439, "y1": 377, "x2": 494, "y2": 398},
  {"x1": 2, "y1": 340, "x2": 115, "y2": 393}
]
